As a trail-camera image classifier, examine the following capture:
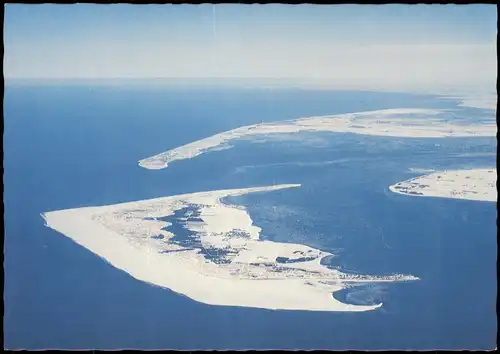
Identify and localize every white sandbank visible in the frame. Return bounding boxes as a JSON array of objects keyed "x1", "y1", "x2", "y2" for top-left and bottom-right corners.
[
  {"x1": 390, "y1": 169, "x2": 497, "y2": 202},
  {"x1": 441, "y1": 93, "x2": 497, "y2": 110},
  {"x1": 138, "y1": 108, "x2": 496, "y2": 170},
  {"x1": 42, "y1": 184, "x2": 418, "y2": 312}
]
